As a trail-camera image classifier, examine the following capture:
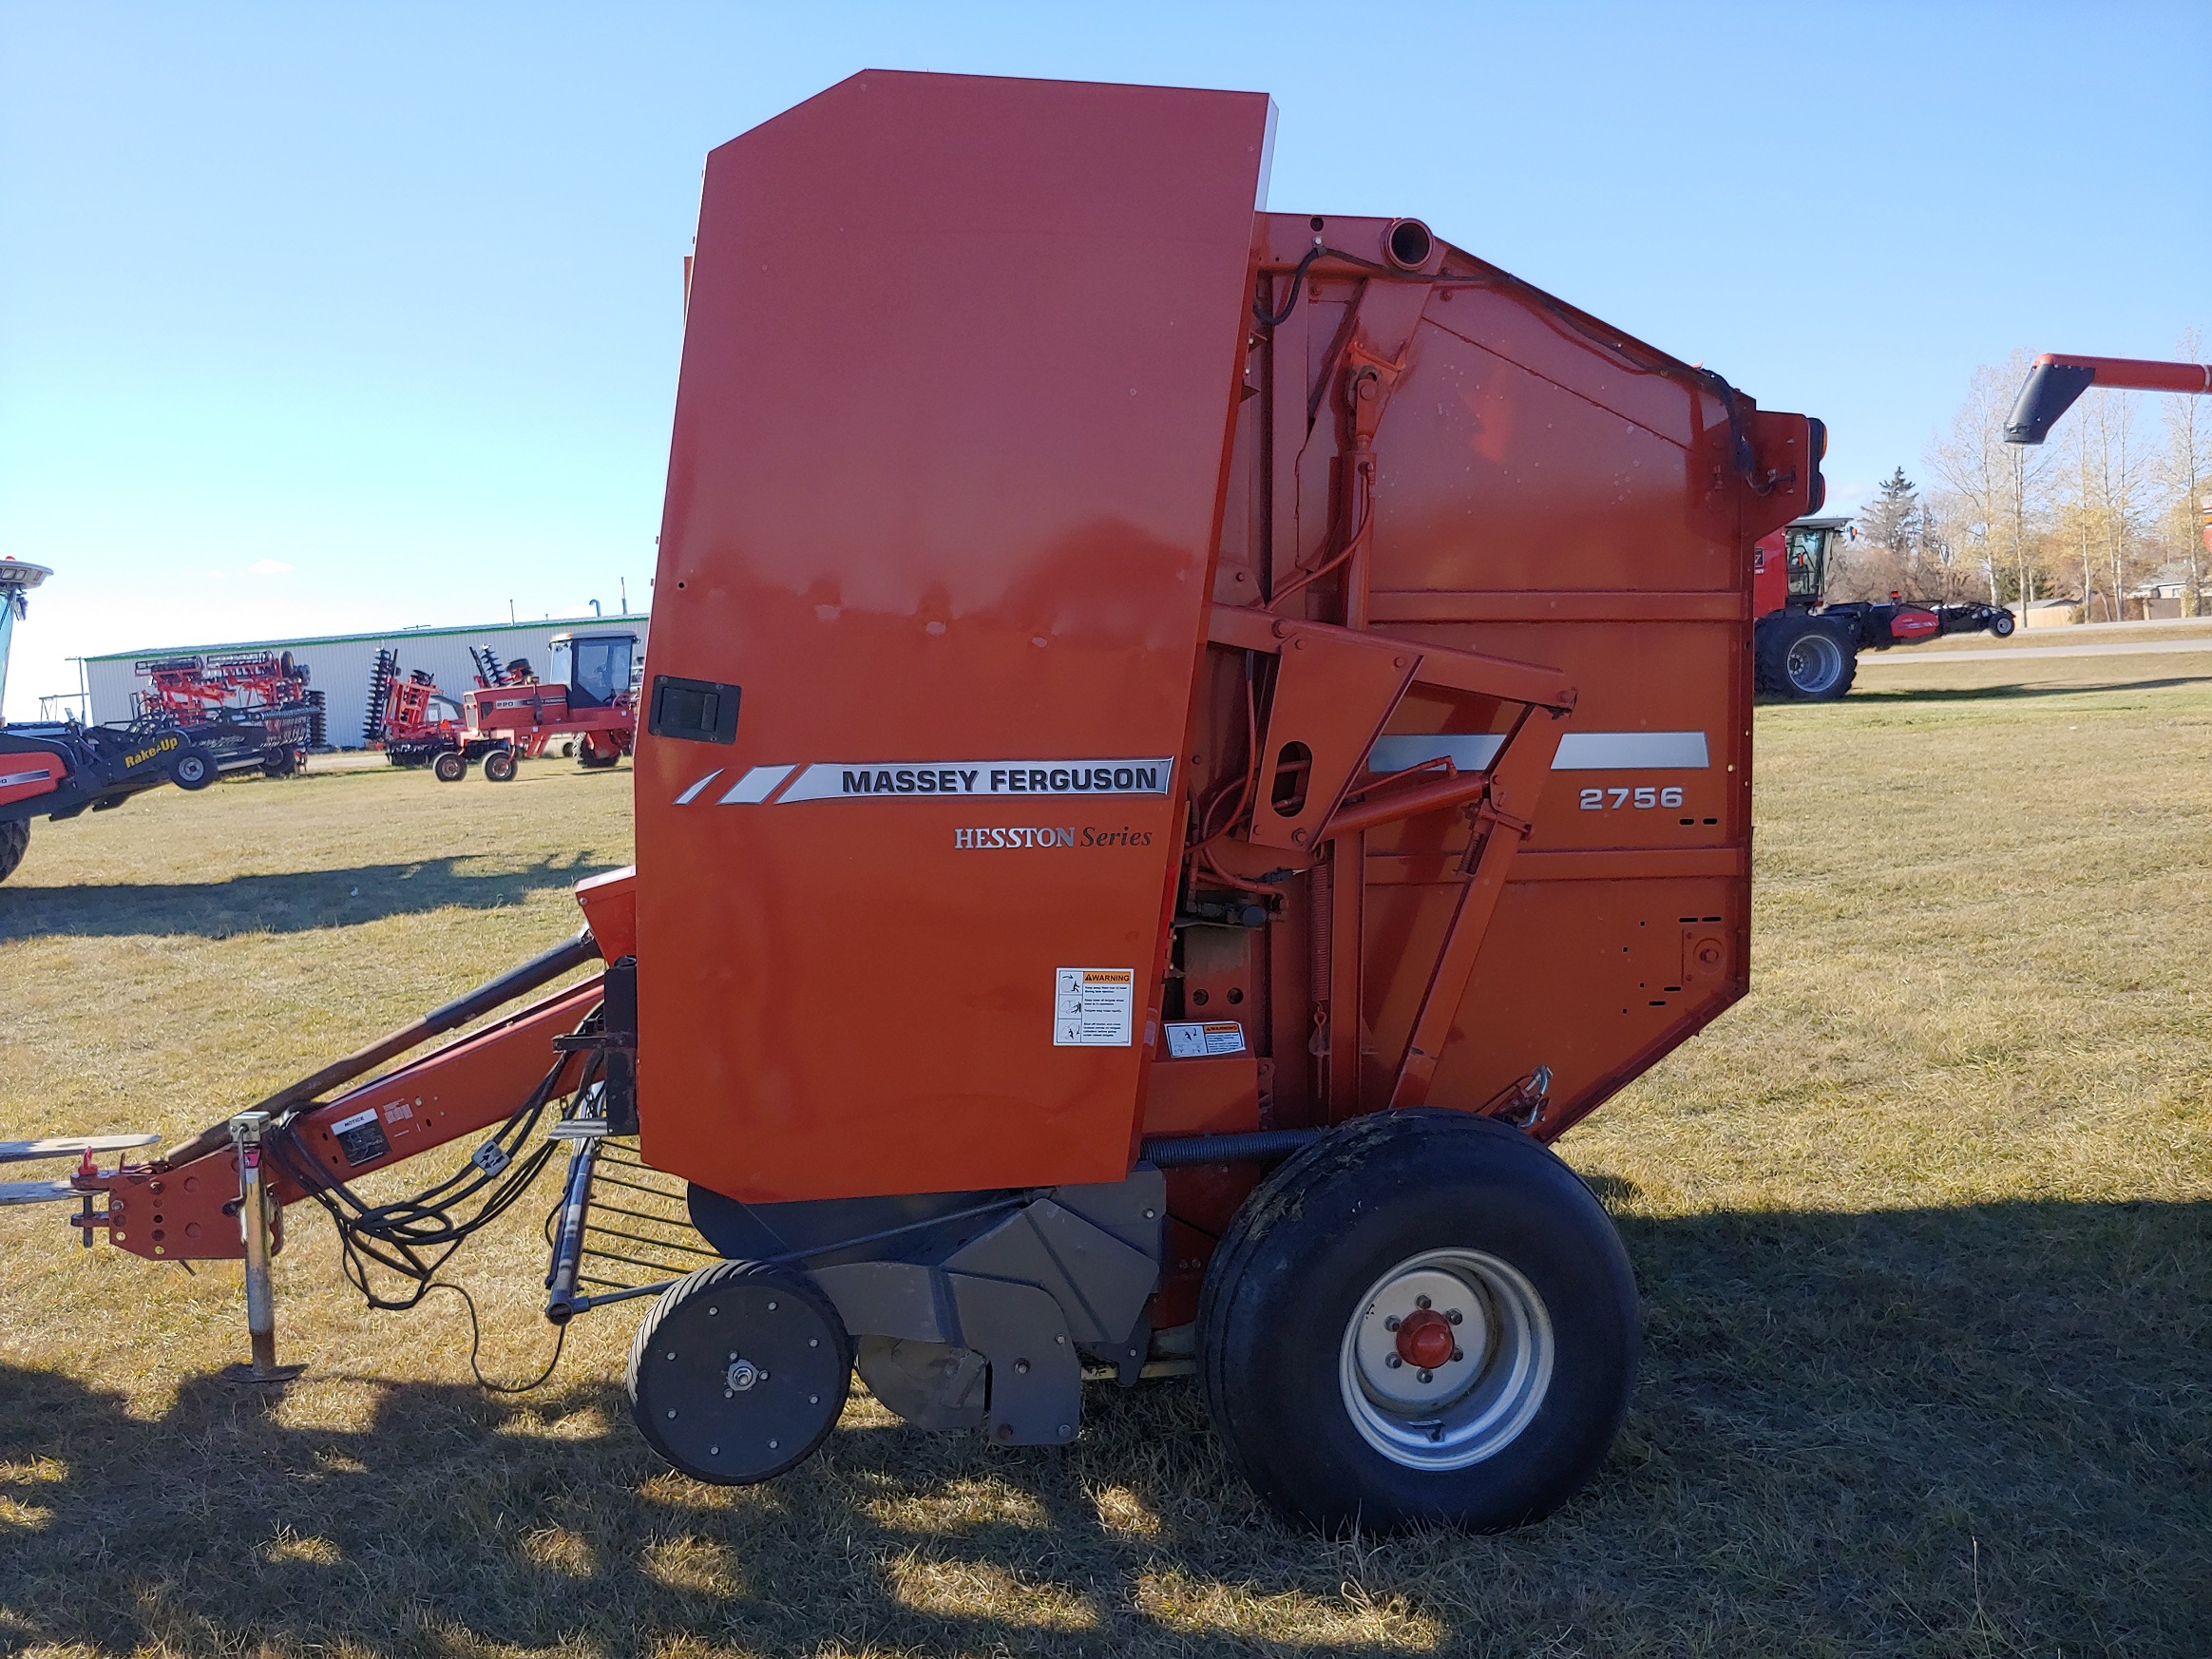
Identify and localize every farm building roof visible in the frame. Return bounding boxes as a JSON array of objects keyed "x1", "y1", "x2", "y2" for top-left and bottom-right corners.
[{"x1": 84, "y1": 613, "x2": 646, "y2": 662}]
